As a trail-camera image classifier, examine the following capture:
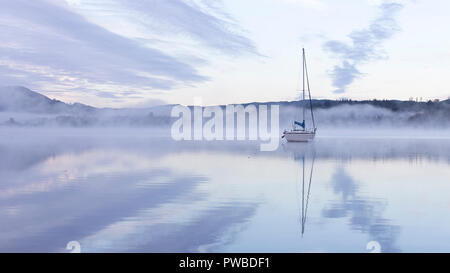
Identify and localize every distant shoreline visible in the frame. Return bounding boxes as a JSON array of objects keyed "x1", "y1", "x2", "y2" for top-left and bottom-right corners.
[{"x1": 1, "y1": 86, "x2": 449, "y2": 128}]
